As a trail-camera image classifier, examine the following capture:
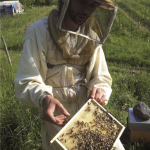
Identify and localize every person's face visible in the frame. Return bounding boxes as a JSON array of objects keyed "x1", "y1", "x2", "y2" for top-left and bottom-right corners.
[{"x1": 68, "y1": 0, "x2": 99, "y2": 26}]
